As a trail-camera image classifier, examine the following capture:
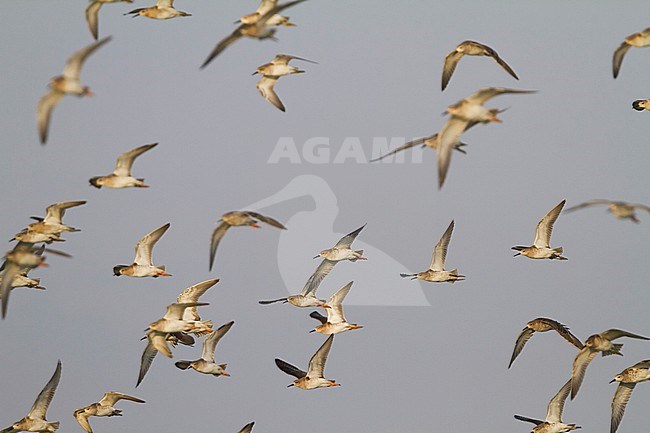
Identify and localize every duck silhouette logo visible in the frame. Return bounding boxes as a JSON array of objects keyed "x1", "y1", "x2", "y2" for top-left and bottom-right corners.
[{"x1": 245, "y1": 175, "x2": 431, "y2": 306}]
